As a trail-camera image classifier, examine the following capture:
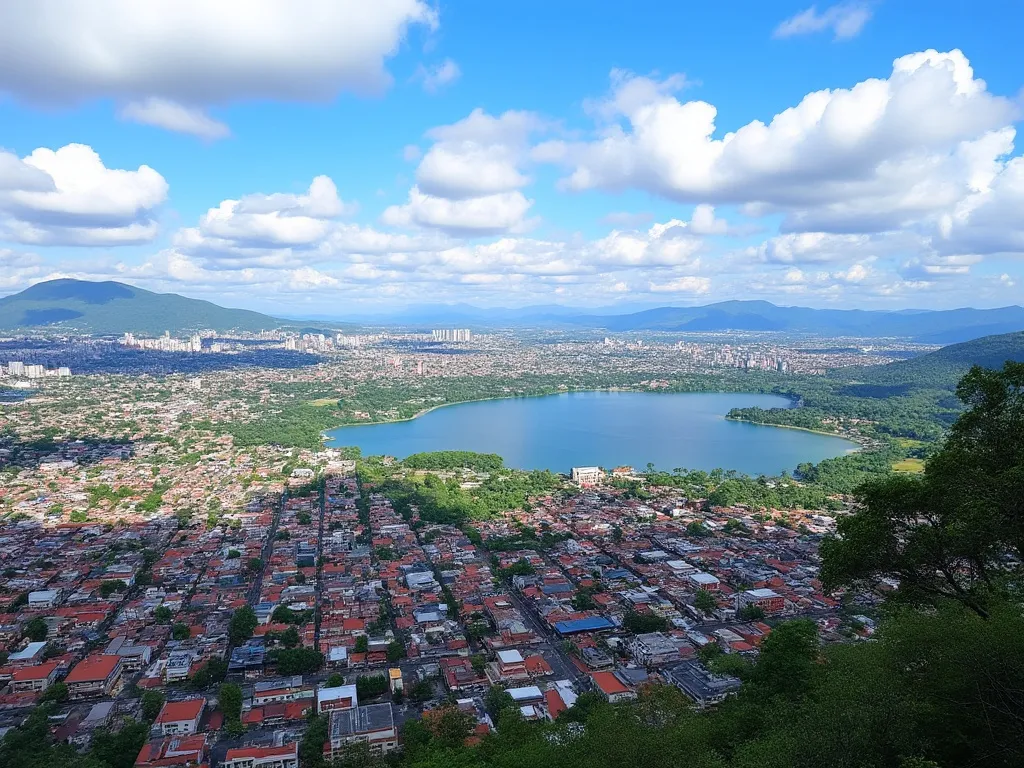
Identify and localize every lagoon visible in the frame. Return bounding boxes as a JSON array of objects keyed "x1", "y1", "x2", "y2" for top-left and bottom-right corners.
[{"x1": 324, "y1": 391, "x2": 858, "y2": 476}]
